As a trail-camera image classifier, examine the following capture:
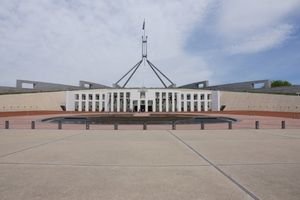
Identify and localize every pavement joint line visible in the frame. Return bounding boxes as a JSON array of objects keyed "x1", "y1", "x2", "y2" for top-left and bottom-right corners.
[
  {"x1": 217, "y1": 162, "x2": 300, "y2": 166},
  {"x1": 0, "y1": 162, "x2": 211, "y2": 168},
  {"x1": 0, "y1": 132, "x2": 83, "y2": 159},
  {"x1": 268, "y1": 132, "x2": 300, "y2": 139},
  {"x1": 167, "y1": 130, "x2": 260, "y2": 200}
]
